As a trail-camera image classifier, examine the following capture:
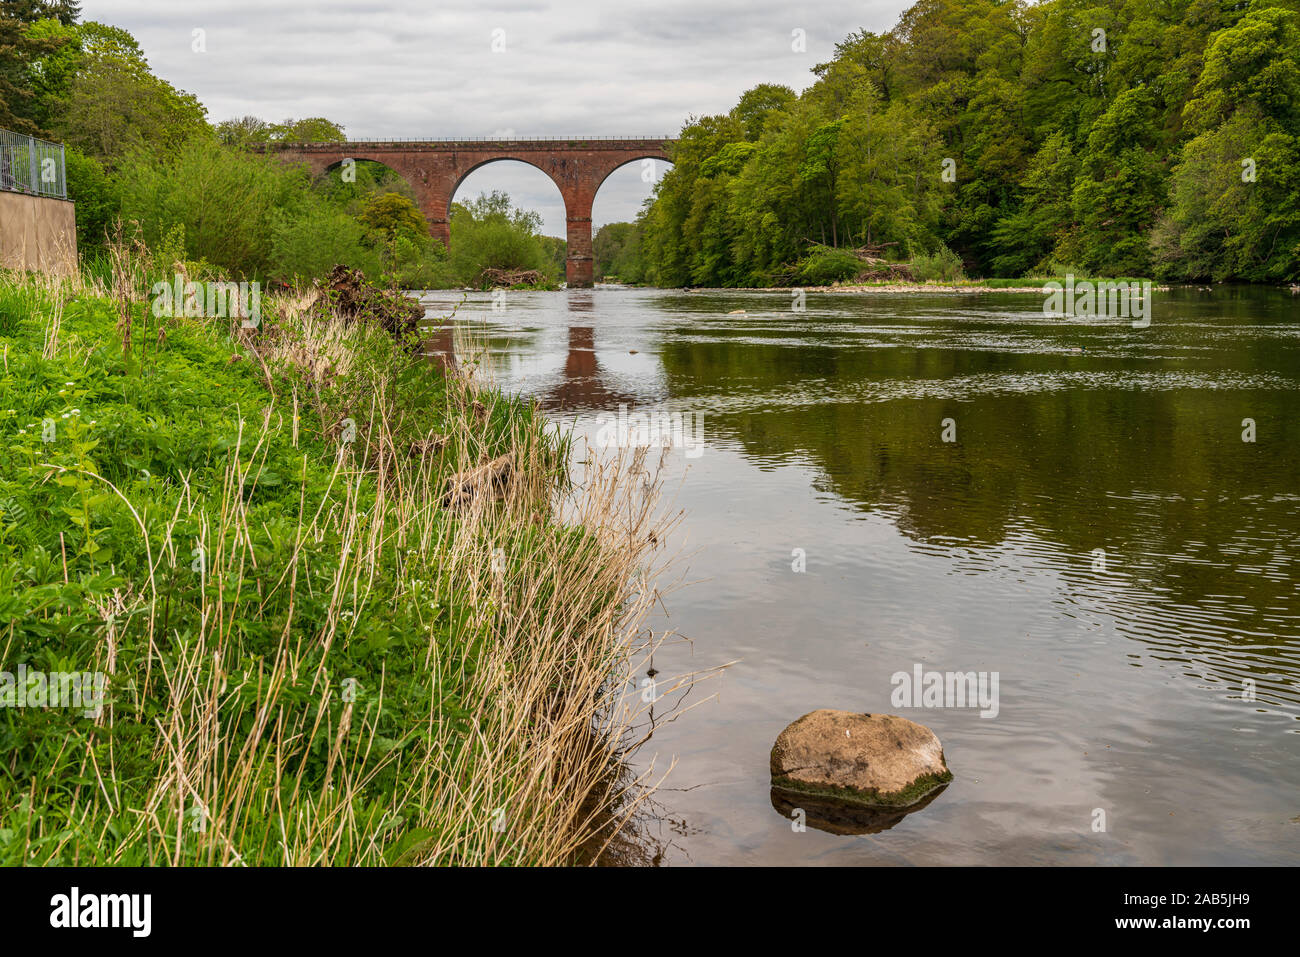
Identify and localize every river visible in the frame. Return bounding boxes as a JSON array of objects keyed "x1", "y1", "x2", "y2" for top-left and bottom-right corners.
[{"x1": 421, "y1": 284, "x2": 1300, "y2": 865}]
